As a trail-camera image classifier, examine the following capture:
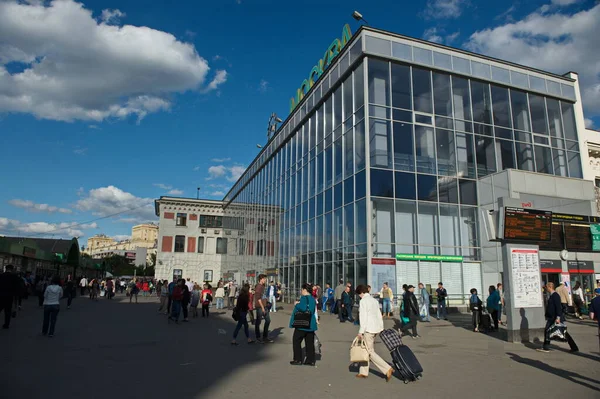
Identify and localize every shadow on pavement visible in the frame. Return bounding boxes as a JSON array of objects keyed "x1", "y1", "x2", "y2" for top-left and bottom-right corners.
[
  {"x1": 0, "y1": 295, "x2": 287, "y2": 399},
  {"x1": 506, "y1": 352, "x2": 600, "y2": 392},
  {"x1": 447, "y1": 312, "x2": 508, "y2": 342}
]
